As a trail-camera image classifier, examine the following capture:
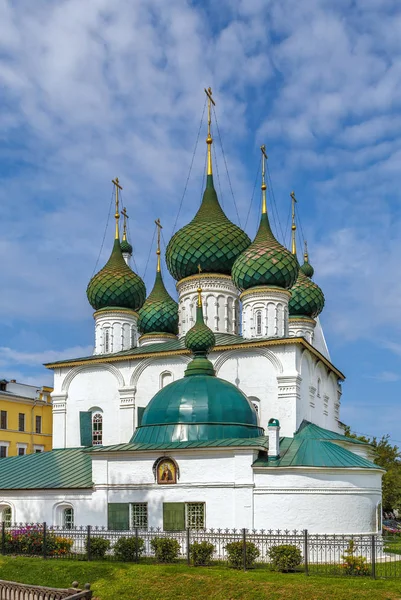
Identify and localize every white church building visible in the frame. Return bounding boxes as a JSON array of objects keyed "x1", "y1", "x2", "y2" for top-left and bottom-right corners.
[{"x1": 0, "y1": 94, "x2": 383, "y2": 534}]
